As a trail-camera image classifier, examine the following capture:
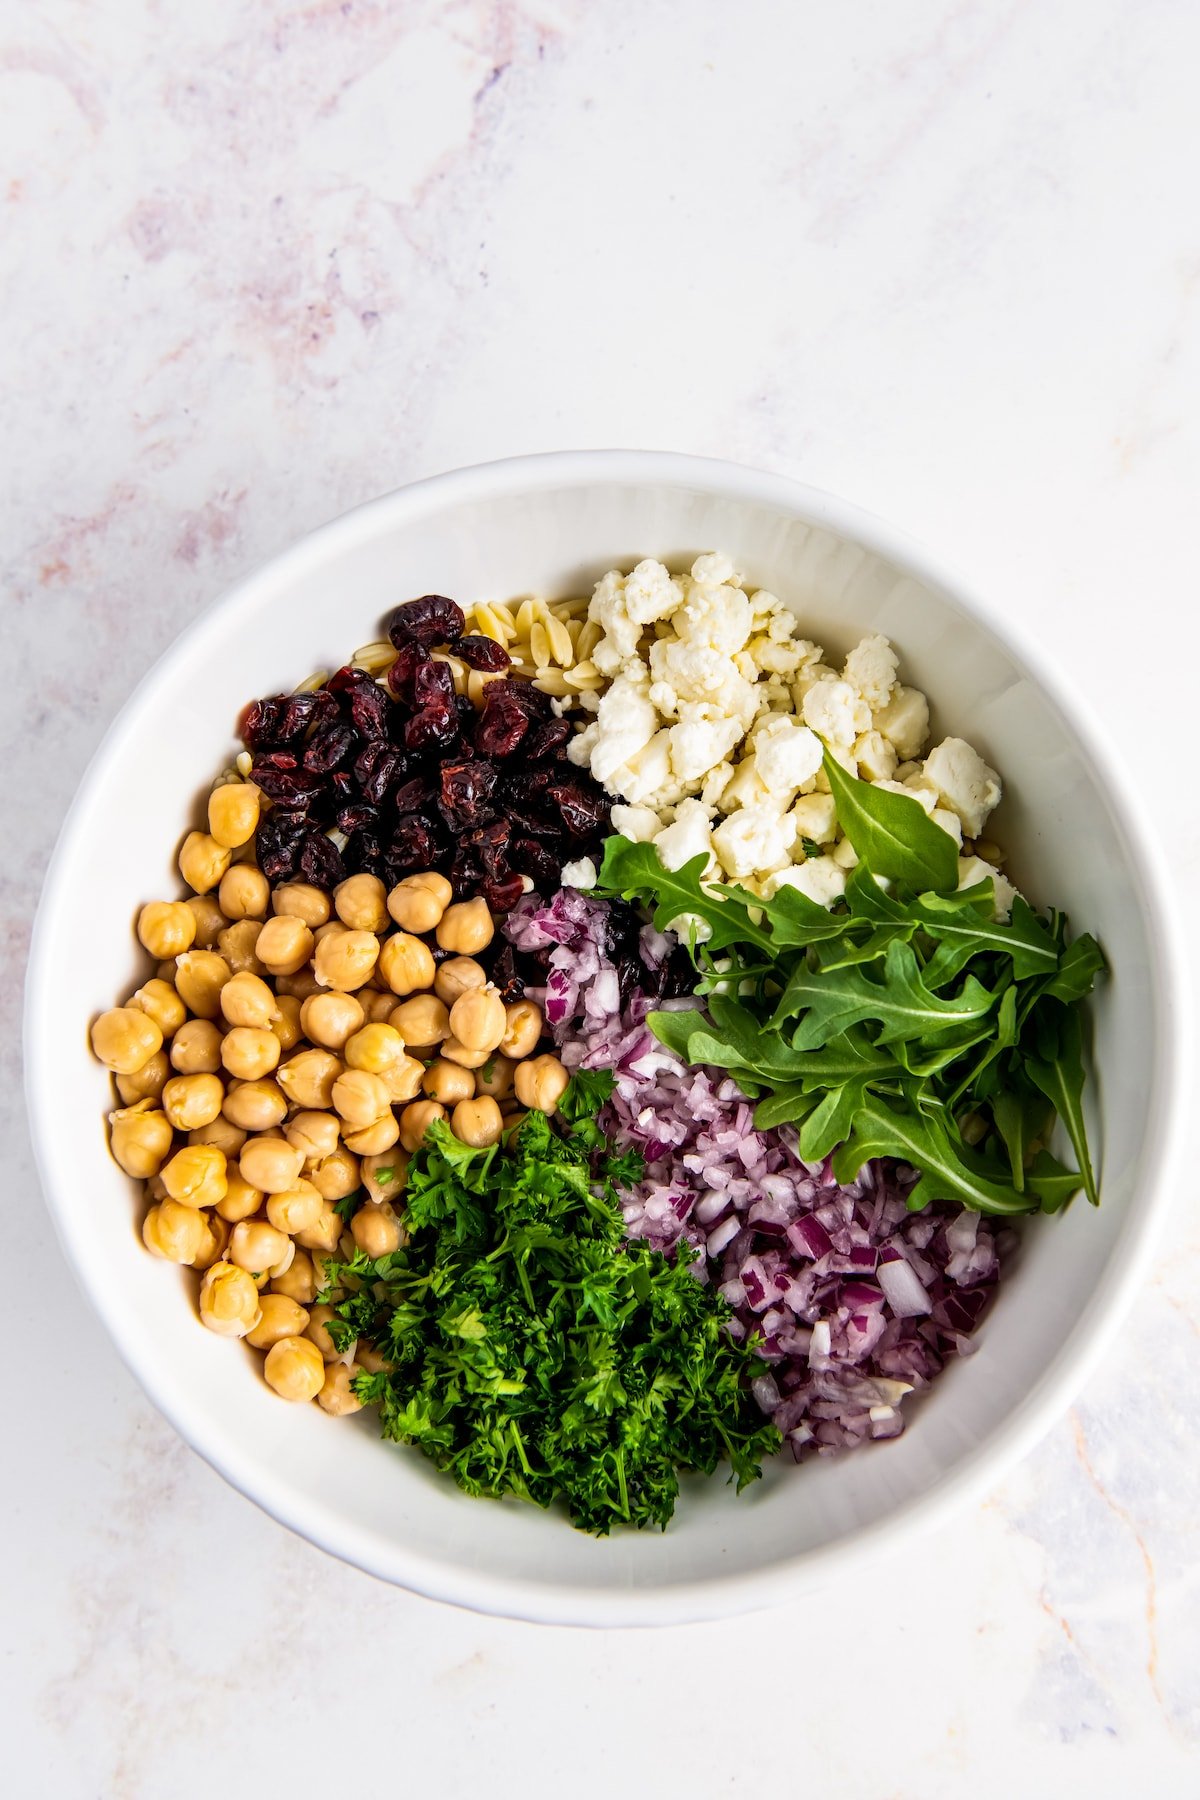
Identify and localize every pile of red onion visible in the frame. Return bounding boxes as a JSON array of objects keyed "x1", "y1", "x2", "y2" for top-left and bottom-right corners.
[{"x1": 507, "y1": 889, "x2": 1010, "y2": 1457}]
